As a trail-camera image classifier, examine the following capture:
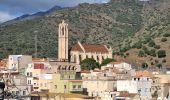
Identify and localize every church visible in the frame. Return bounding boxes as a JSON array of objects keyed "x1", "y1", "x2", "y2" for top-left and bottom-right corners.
[{"x1": 57, "y1": 20, "x2": 112, "y2": 64}]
